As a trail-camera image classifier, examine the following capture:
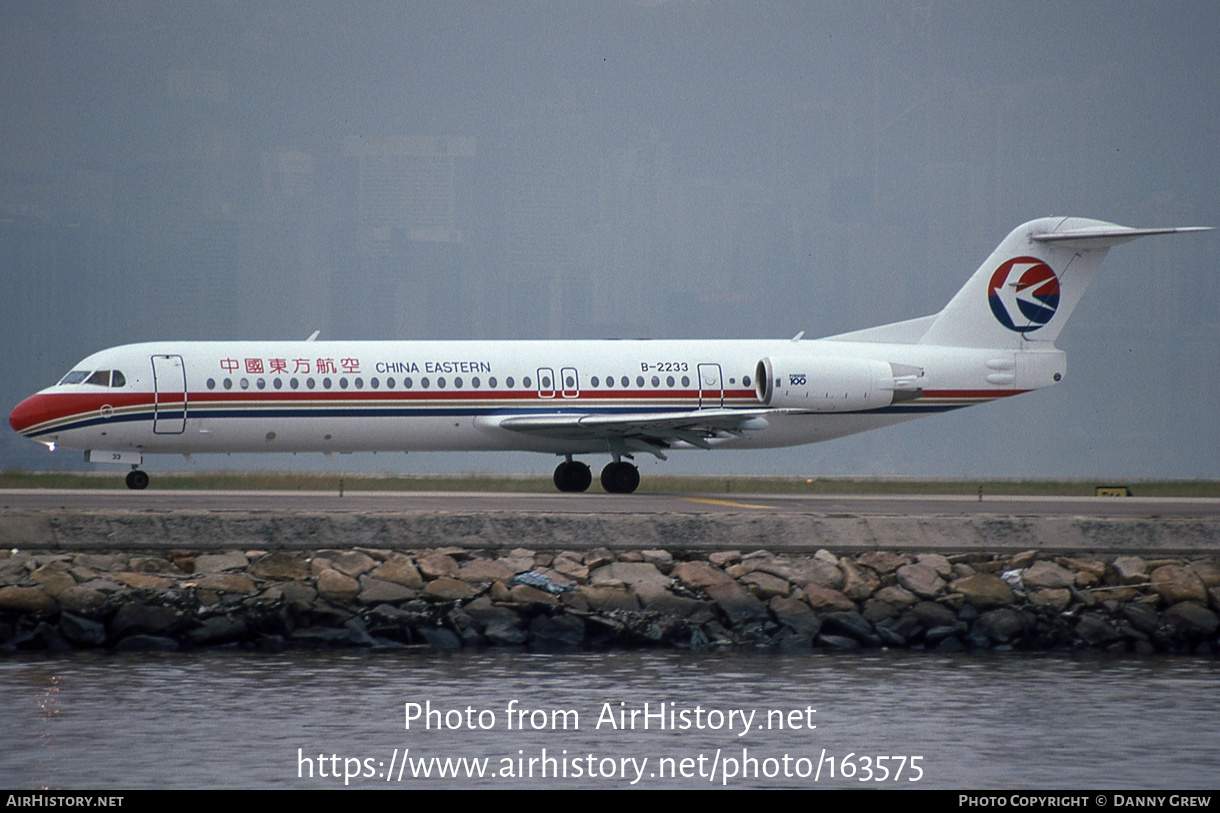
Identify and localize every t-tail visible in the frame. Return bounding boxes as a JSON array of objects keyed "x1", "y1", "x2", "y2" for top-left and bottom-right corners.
[{"x1": 914, "y1": 217, "x2": 1209, "y2": 349}]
